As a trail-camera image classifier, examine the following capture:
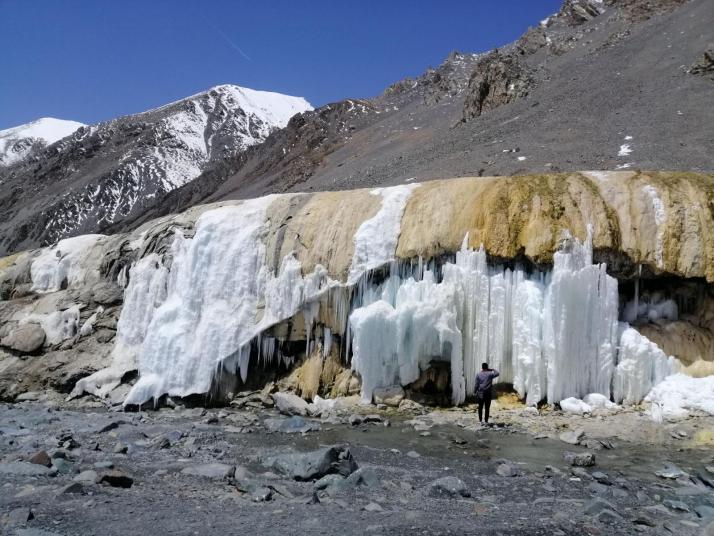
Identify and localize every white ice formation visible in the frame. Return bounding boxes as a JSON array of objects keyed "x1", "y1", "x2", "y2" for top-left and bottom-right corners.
[
  {"x1": 30, "y1": 235, "x2": 104, "y2": 293},
  {"x1": 646, "y1": 374, "x2": 714, "y2": 420},
  {"x1": 623, "y1": 292, "x2": 678, "y2": 323},
  {"x1": 61, "y1": 185, "x2": 685, "y2": 410},
  {"x1": 348, "y1": 185, "x2": 419, "y2": 284},
  {"x1": 22, "y1": 307, "x2": 80, "y2": 346},
  {"x1": 349, "y1": 227, "x2": 675, "y2": 407}
]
